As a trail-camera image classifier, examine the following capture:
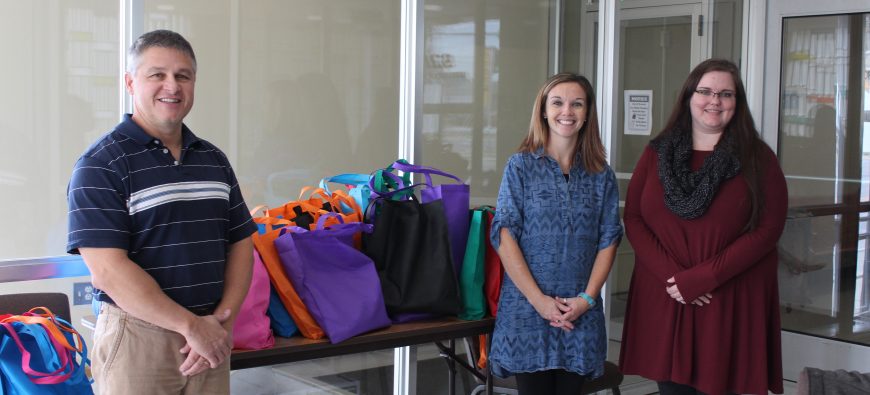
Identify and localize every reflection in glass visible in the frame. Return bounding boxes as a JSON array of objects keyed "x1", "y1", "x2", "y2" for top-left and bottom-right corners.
[
  {"x1": 0, "y1": 2, "x2": 119, "y2": 260},
  {"x1": 140, "y1": 0, "x2": 402, "y2": 209},
  {"x1": 857, "y1": 13, "x2": 870, "y2": 333},
  {"x1": 238, "y1": 2, "x2": 401, "y2": 208},
  {"x1": 779, "y1": 15, "x2": 846, "y2": 208},
  {"x1": 420, "y1": 0, "x2": 550, "y2": 204},
  {"x1": 779, "y1": 215, "x2": 840, "y2": 317},
  {"x1": 857, "y1": 213, "x2": 869, "y2": 322}
]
